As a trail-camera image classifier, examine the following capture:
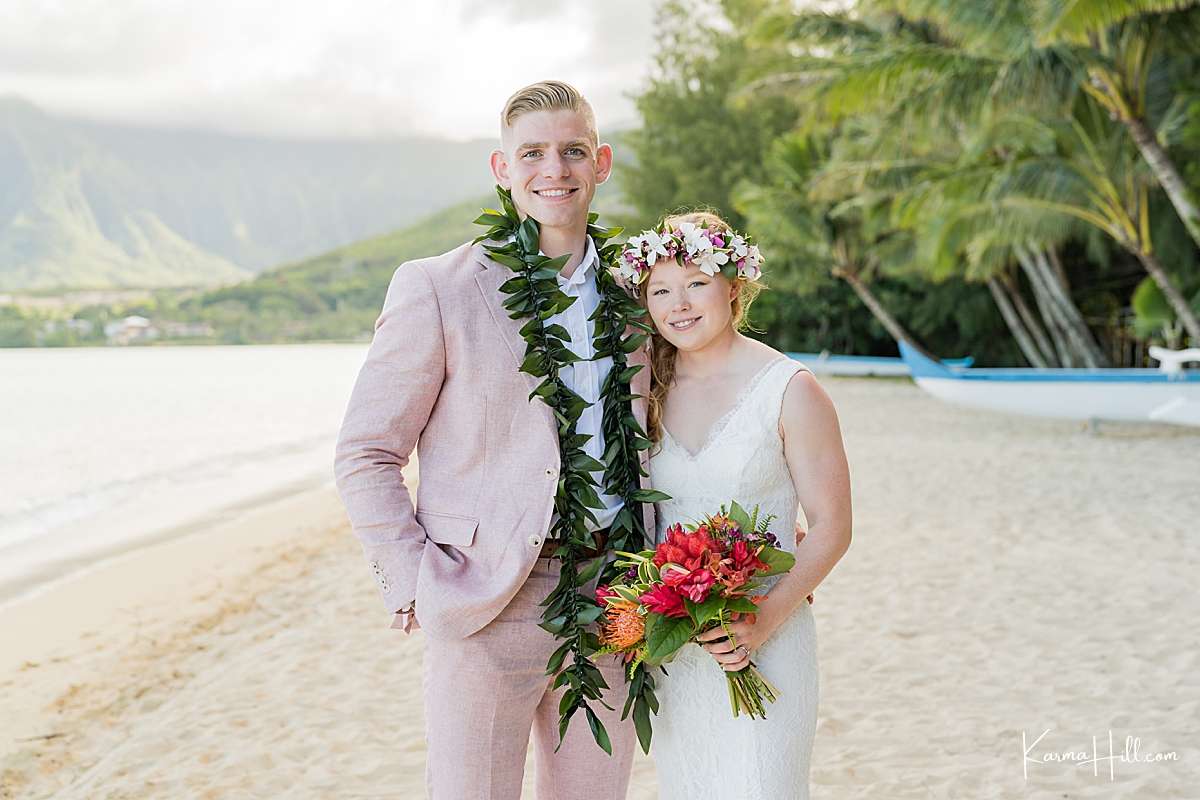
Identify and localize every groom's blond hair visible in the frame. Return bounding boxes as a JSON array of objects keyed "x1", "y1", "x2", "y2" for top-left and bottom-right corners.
[{"x1": 500, "y1": 80, "x2": 598, "y2": 150}]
